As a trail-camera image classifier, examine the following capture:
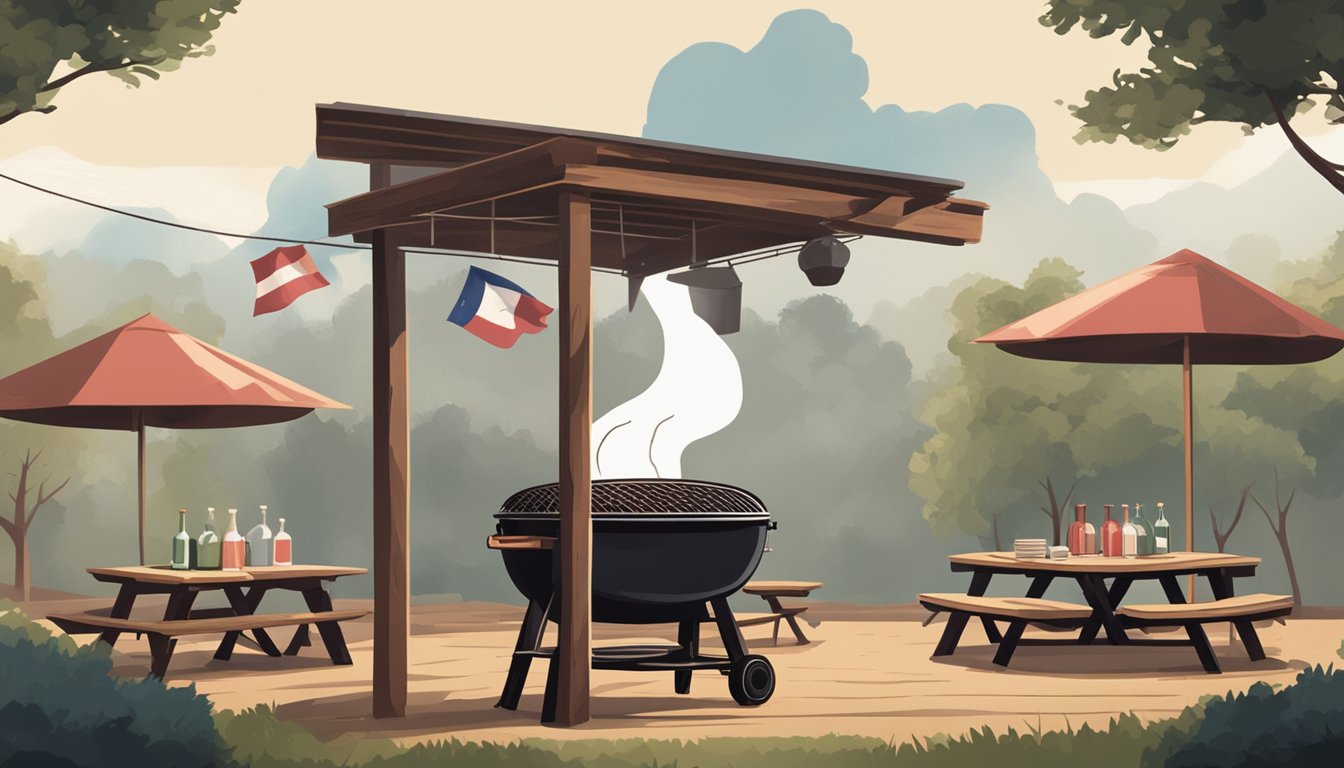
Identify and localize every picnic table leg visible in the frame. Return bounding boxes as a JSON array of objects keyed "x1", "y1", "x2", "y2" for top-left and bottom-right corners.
[
  {"x1": 1185, "y1": 622, "x2": 1222, "y2": 673},
  {"x1": 966, "y1": 571, "x2": 1002, "y2": 643},
  {"x1": 302, "y1": 586, "x2": 353, "y2": 665},
  {"x1": 1024, "y1": 575, "x2": 1054, "y2": 598},
  {"x1": 147, "y1": 633, "x2": 175, "y2": 679},
  {"x1": 96, "y1": 584, "x2": 139, "y2": 648},
  {"x1": 992, "y1": 620, "x2": 1028, "y2": 667},
  {"x1": 765, "y1": 595, "x2": 809, "y2": 645},
  {"x1": 1206, "y1": 570, "x2": 1266, "y2": 661},
  {"x1": 1077, "y1": 576, "x2": 1131, "y2": 644},
  {"x1": 159, "y1": 587, "x2": 199, "y2": 659},
  {"x1": 497, "y1": 597, "x2": 551, "y2": 710},
  {"x1": 215, "y1": 586, "x2": 283, "y2": 660},
  {"x1": 1075, "y1": 575, "x2": 1129, "y2": 645},
  {"x1": 284, "y1": 624, "x2": 312, "y2": 656}
]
